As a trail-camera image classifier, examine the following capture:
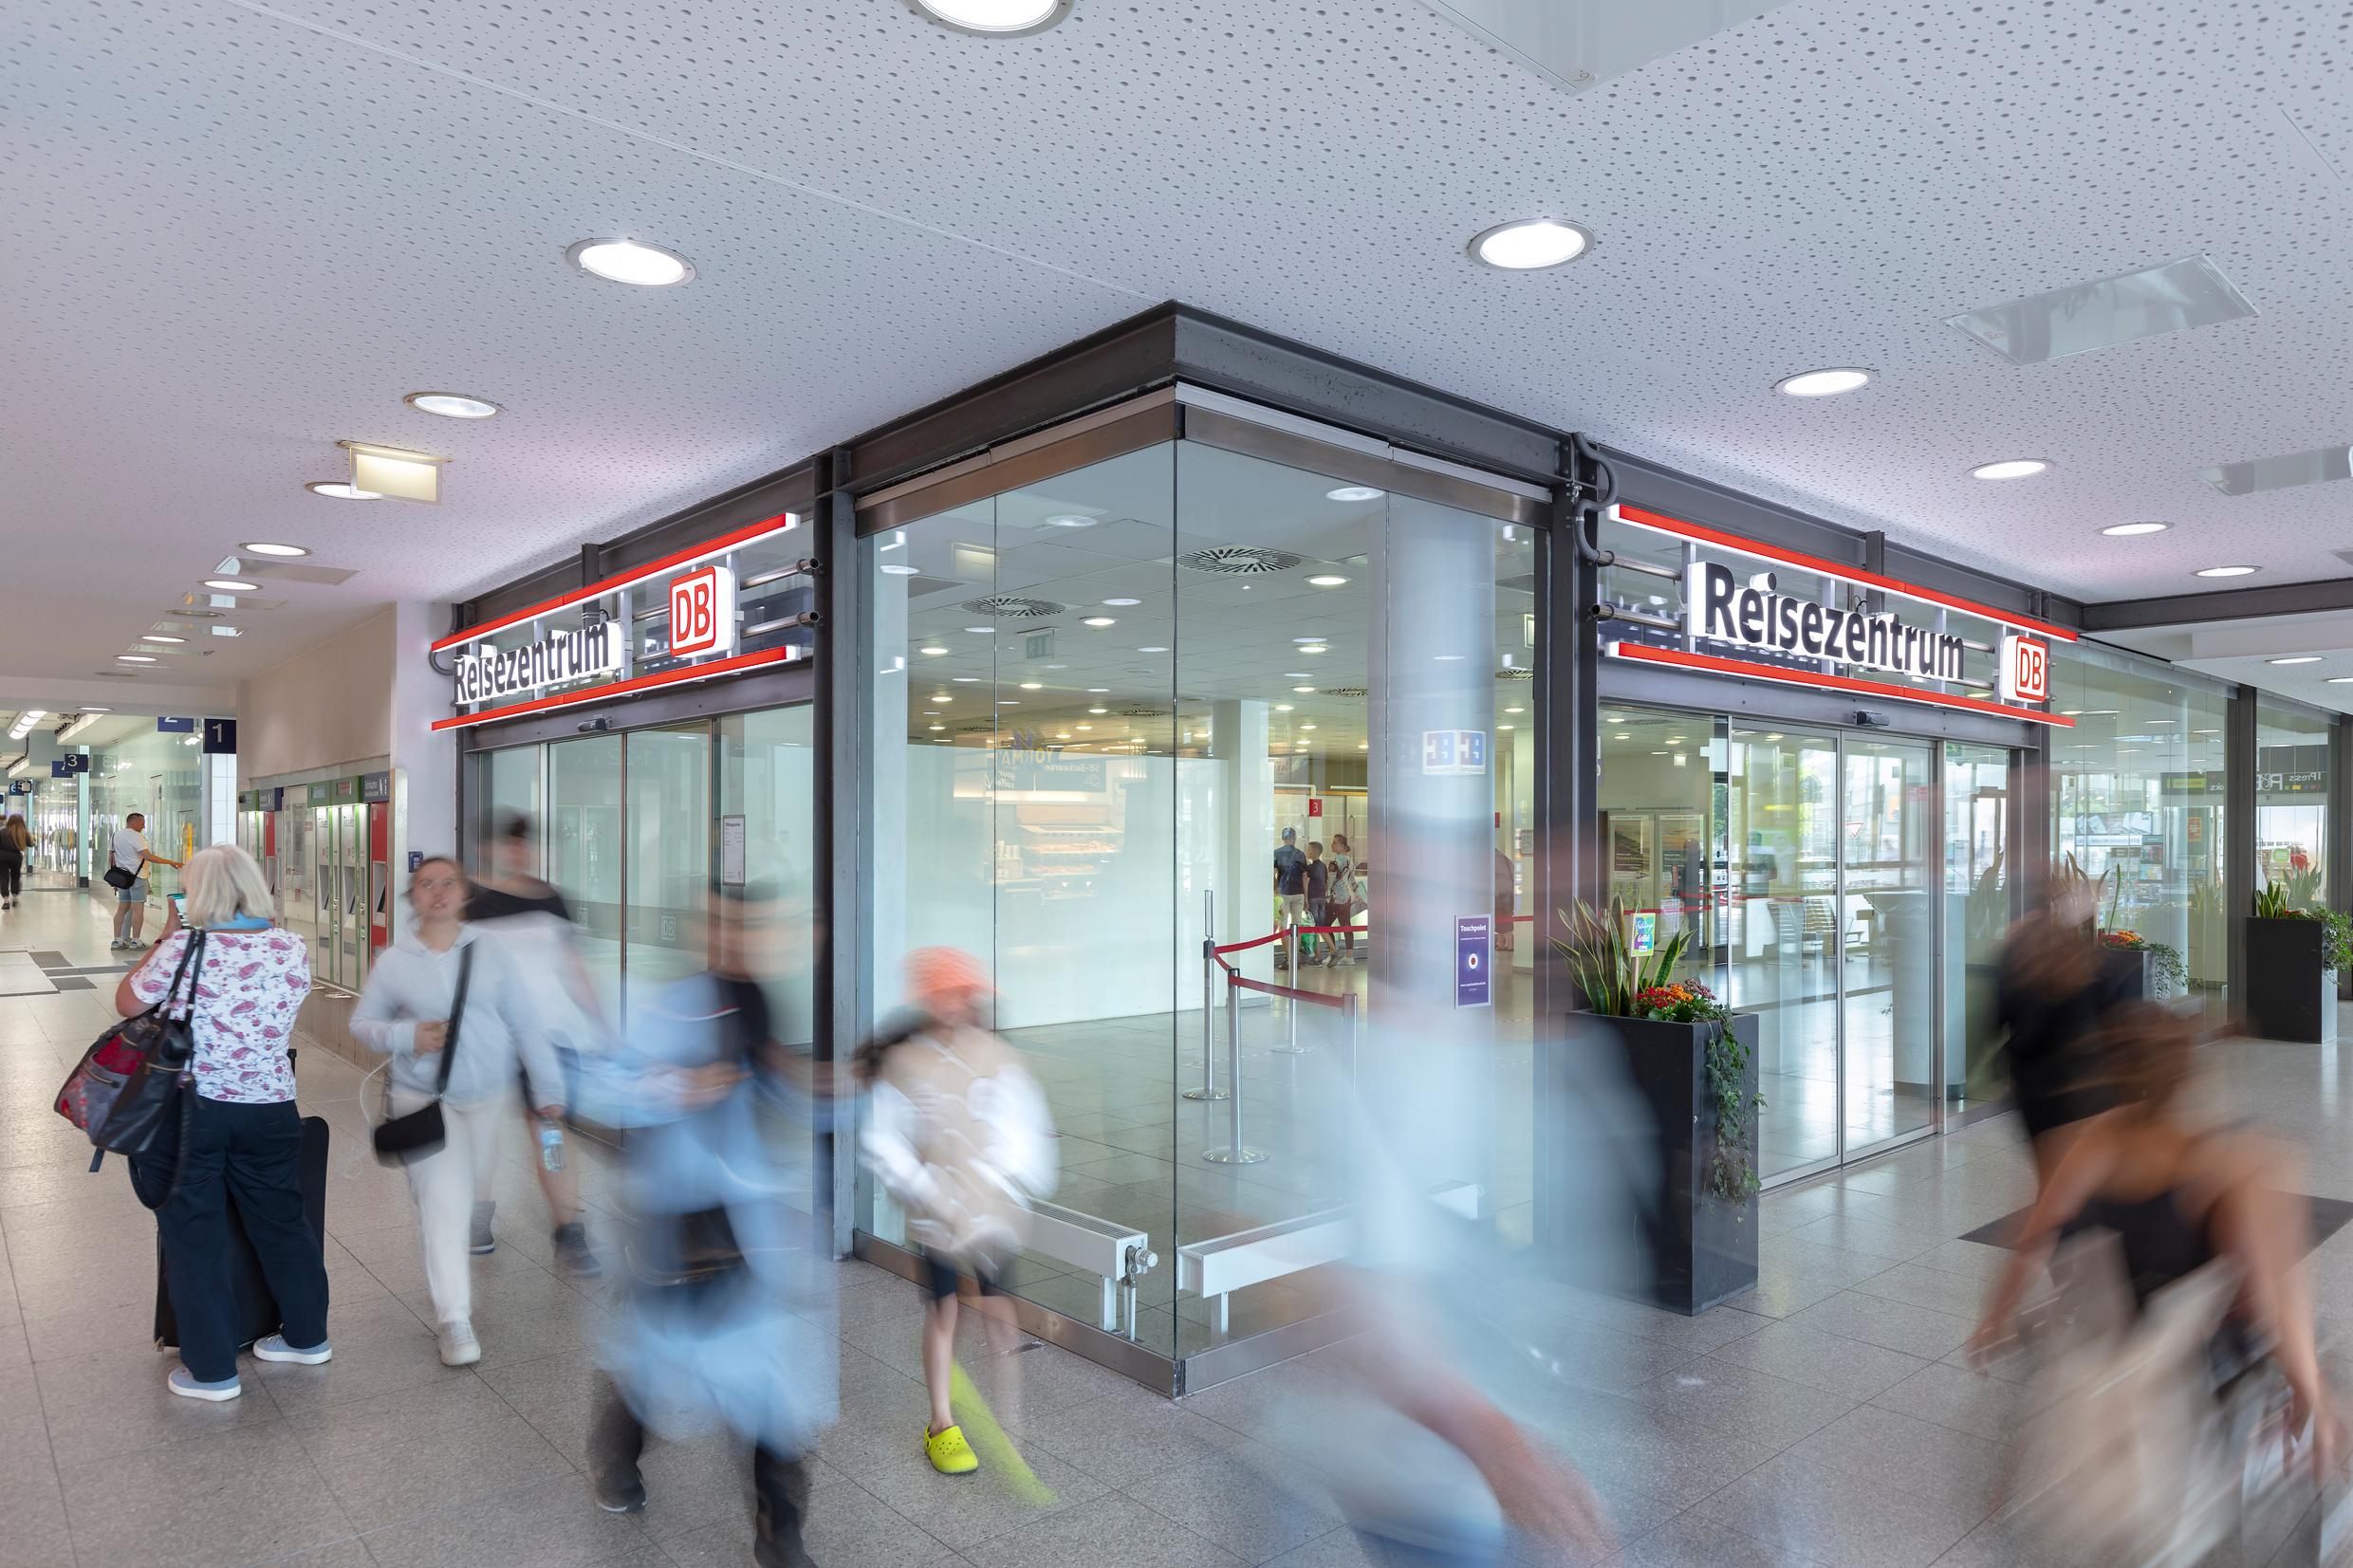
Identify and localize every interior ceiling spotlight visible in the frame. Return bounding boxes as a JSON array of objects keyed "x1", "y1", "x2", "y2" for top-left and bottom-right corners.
[
  {"x1": 1101, "y1": 598, "x2": 1140, "y2": 607},
  {"x1": 566, "y1": 237, "x2": 695, "y2": 287},
  {"x1": 907, "y1": 0, "x2": 1073, "y2": 36},
  {"x1": 404, "y1": 392, "x2": 502, "y2": 420},
  {"x1": 116, "y1": 655, "x2": 157, "y2": 663},
  {"x1": 142, "y1": 635, "x2": 187, "y2": 644},
  {"x1": 202, "y1": 578, "x2": 259, "y2": 592},
  {"x1": 2268, "y1": 655, "x2": 2323, "y2": 665},
  {"x1": 305, "y1": 481, "x2": 379, "y2": 500},
  {"x1": 1468, "y1": 217, "x2": 1592, "y2": 271},
  {"x1": 2196, "y1": 564, "x2": 2258, "y2": 578},
  {"x1": 1969, "y1": 458, "x2": 2050, "y2": 481},
  {"x1": 1325, "y1": 486, "x2": 1384, "y2": 503},
  {"x1": 2101, "y1": 521, "x2": 2169, "y2": 537},
  {"x1": 1774, "y1": 368, "x2": 1873, "y2": 397},
  {"x1": 1306, "y1": 575, "x2": 1349, "y2": 587},
  {"x1": 242, "y1": 541, "x2": 310, "y2": 557},
  {"x1": 1083, "y1": 617, "x2": 1117, "y2": 627},
  {"x1": 1041, "y1": 513, "x2": 1097, "y2": 528}
]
